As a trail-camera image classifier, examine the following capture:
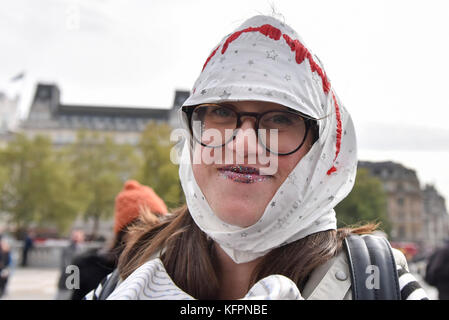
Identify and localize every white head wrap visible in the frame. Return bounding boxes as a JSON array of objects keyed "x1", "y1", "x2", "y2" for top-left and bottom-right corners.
[{"x1": 178, "y1": 15, "x2": 358, "y2": 263}]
